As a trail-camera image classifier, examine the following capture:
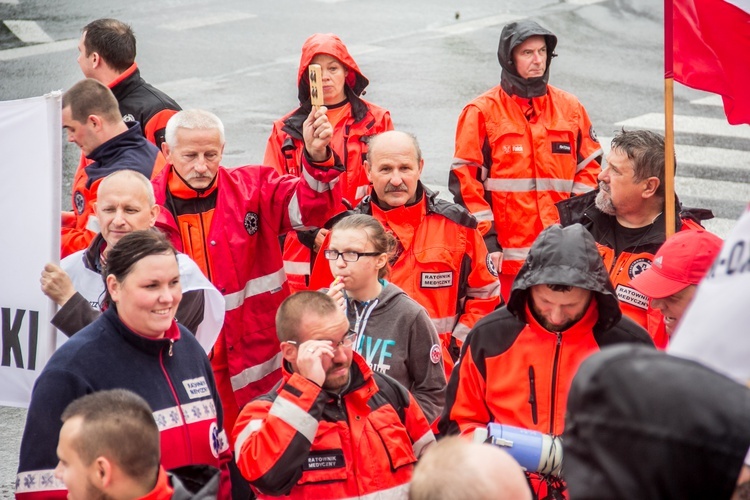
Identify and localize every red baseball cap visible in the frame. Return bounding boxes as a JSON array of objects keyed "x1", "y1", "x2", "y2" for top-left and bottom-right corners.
[{"x1": 629, "y1": 230, "x2": 723, "y2": 299}]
